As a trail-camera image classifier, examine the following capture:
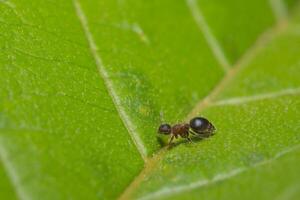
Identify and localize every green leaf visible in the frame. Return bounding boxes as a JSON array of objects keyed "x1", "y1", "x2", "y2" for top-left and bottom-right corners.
[
  {"x1": 189, "y1": 0, "x2": 275, "y2": 63},
  {"x1": 130, "y1": 96, "x2": 300, "y2": 200},
  {"x1": 0, "y1": 163, "x2": 17, "y2": 200},
  {"x1": 0, "y1": 1, "x2": 144, "y2": 199},
  {"x1": 1, "y1": 0, "x2": 300, "y2": 200},
  {"x1": 75, "y1": 0, "x2": 224, "y2": 154},
  {"x1": 123, "y1": 2, "x2": 300, "y2": 200},
  {"x1": 159, "y1": 147, "x2": 300, "y2": 200}
]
